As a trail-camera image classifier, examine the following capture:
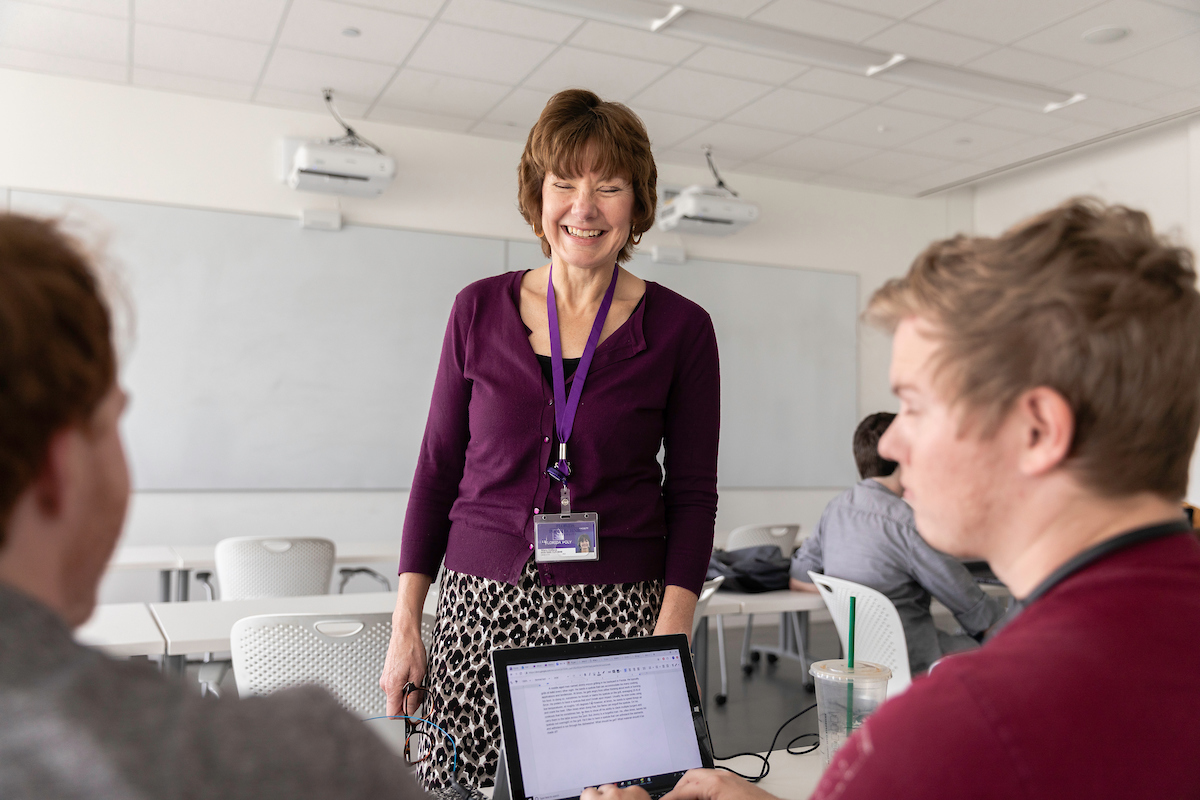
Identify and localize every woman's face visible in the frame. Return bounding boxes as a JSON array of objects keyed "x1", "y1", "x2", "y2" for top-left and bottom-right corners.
[{"x1": 541, "y1": 165, "x2": 634, "y2": 272}]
